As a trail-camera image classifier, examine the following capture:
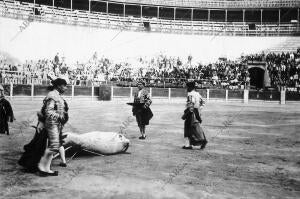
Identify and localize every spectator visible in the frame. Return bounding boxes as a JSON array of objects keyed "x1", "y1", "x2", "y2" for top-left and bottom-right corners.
[{"x1": 0, "y1": 84, "x2": 15, "y2": 135}]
